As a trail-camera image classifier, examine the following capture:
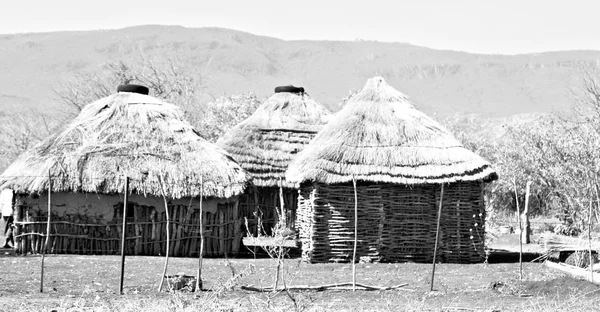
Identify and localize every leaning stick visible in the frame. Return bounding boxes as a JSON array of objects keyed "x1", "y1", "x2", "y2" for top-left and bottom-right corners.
[
  {"x1": 430, "y1": 183, "x2": 444, "y2": 291},
  {"x1": 589, "y1": 199, "x2": 594, "y2": 283},
  {"x1": 352, "y1": 176, "x2": 358, "y2": 292},
  {"x1": 241, "y1": 282, "x2": 409, "y2": 292},
  {"x1": 158, "y1": 175, "x2": 171, "y2": 292},
  {"x1": 514, "y1": 179, "x2": 523, "y2": 281},
  {"x1": 590, "y1": 178, "x2": 598, "y2": 284},
  {"x1": 40, "y1": 169, "x2": 52, "y2": 293},
  {"x1": 196, "y1": 176, "x2": 204, "y2": 292},
  {"x1": 119, "y1": 176, "x2": 129, "y2": 295}
]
